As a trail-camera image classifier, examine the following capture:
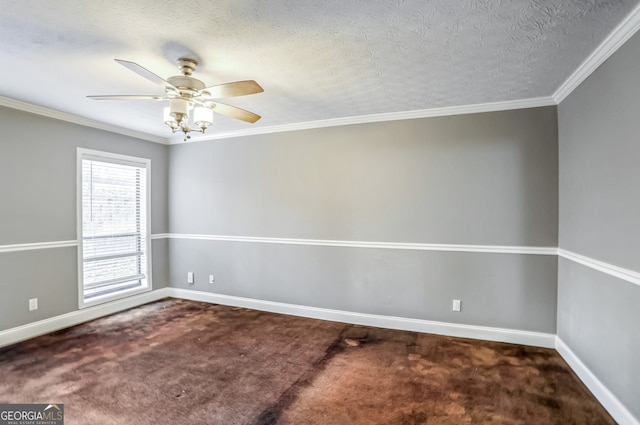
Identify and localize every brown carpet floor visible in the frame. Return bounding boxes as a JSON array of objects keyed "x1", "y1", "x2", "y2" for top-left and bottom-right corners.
[{"x1": 0, "y1": 298, "x2": 615, "y2": 425}]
